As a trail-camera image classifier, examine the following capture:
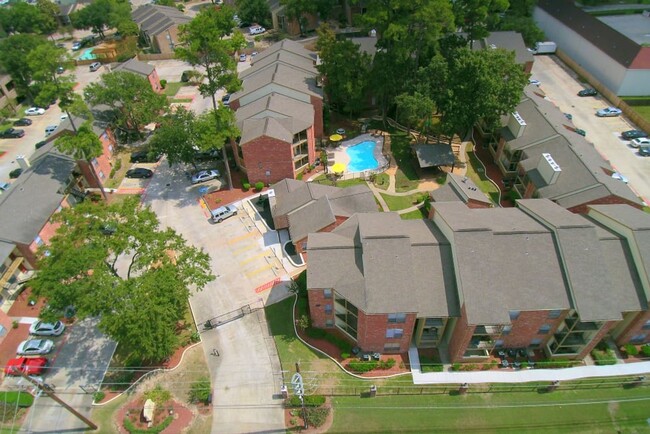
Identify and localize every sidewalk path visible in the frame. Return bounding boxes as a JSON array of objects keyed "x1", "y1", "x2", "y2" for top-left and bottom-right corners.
[{"x1": 409, "y1": 347, "x2": 650, "y2": 384}]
